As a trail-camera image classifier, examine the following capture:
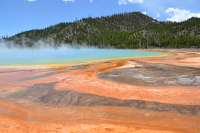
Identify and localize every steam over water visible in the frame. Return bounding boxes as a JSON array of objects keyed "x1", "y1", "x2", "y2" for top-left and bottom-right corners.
[
  {"x1": 0, "y1": 41, "x2": 163, "y2": 66},
  {"x1": 0, "y1": 48, "x2": 163, "y2": 66}
]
